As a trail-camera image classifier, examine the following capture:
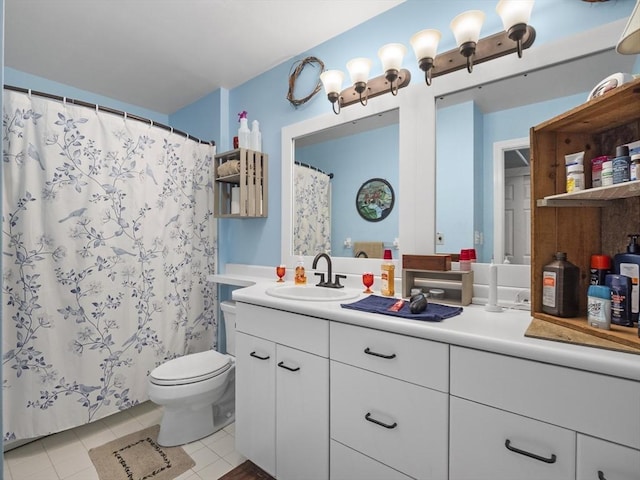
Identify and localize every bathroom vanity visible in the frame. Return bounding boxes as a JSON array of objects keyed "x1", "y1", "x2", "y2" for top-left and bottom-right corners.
[{"x1": 230, "y1": 279, "x2": 640, "y2": 480}]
